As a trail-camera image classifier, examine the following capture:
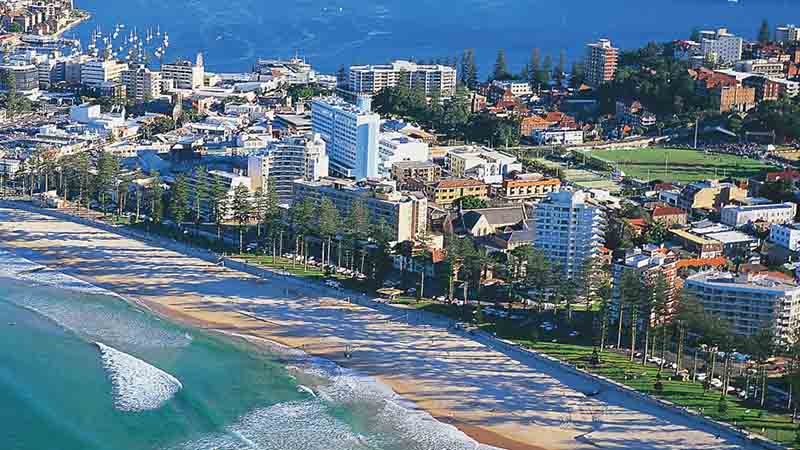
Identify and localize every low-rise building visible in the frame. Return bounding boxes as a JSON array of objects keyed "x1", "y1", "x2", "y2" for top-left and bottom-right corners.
[
  {"x1": 445, "y1": 146, "x2": 522, "y2": 184},
  {"x1": 422, "y1": 178, "x2": 488, "y2": 208},
  {"x1": 532, "y1": 128, "x2": 584, "y2": 146},
  {"x1": 292, "y1": 177, "x2": 427, "y2": 243},
  {"x1": 720, "y1": 202, "x2": 797, "y2": 228},
  {"x1": 377, "y1": 132, "x2": 429, "y2": 178},
  {"x1": 678, "y1": 180, "x2": 747, "y2": 211},
  {"x1": 771, "y1": 223, "x2": 800, "y2": 252},
  {"x1": 704, "y1": 230, "x2": 759, "y2": 258},
  {"x1": 496, "y1": 177, "x2": 561, "y2": 203},
  {"x1": 669, "y1": 229, "x2": 724, "y2": 258},
  {"x1": 684, "y1": 271, "x2": 800, "y2": 340},
  {"x1": 650, "y1": 206, "x2": 687, "y2": 227},
  {"x1": 390, "y1": 160, "x2": 442, "y2": 187}
]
